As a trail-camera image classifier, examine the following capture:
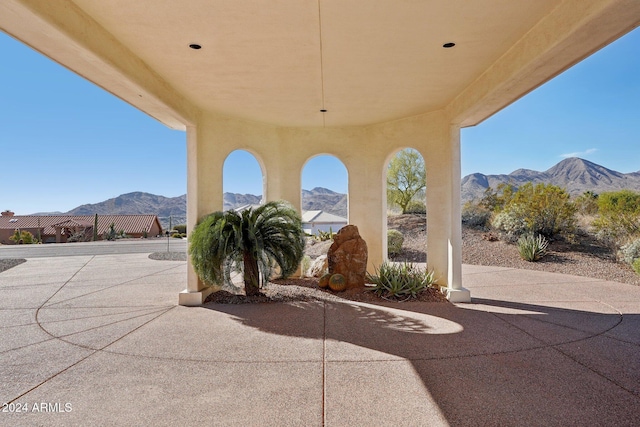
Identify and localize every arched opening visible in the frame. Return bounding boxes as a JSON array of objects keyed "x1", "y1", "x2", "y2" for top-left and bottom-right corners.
[
  {"x1": 385, "y1": 148, "x2": 427, "y2": 263},
  {"x1": 223, "y1": 149, "x2": 265, "y2": 212},
  {"x1": 300, "y1": 154, "x2": 348, "y2": 237}
]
